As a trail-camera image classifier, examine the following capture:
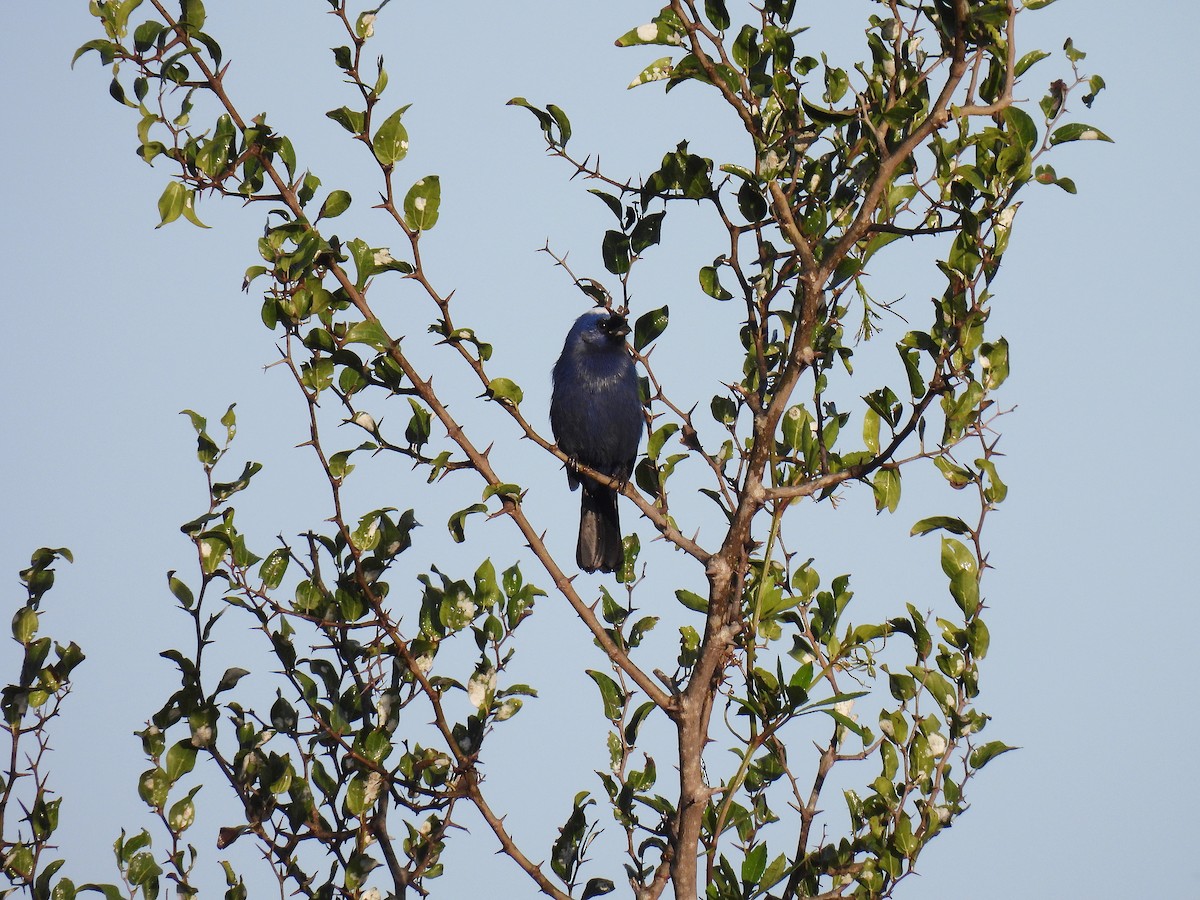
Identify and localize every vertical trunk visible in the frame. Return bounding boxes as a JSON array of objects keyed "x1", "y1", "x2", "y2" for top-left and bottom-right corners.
[
  {"x1": 671, "y1": 569, "x2": 741, "y2": 898},
  {"x1": 671, "y1": 692, "x2": 712, "y2": 899}
]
